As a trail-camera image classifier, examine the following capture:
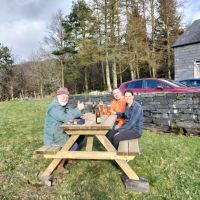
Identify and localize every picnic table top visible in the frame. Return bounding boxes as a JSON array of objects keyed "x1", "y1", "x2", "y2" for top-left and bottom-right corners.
[{"x1": 60, "y1": 113, "x2": 116, "y2": 130}]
